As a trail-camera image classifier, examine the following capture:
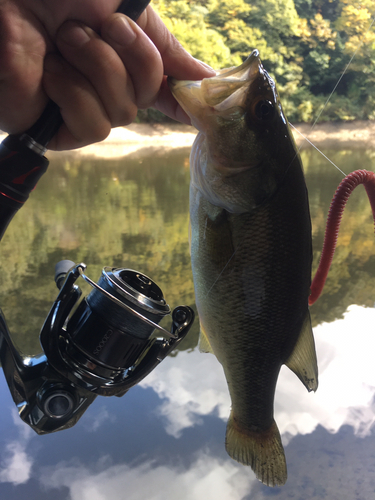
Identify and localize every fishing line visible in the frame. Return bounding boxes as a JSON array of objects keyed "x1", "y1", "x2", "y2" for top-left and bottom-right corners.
[
  {"x1": 206, "y1": 247, "x2": 238, "y2": 297},
  {"x1": 291, "y1": 13, "x2": 375, "y2": 173},
  {"x1": 311, "y1": 15, "x2": 375, "y2": 130},
  {"x1": 205, "y1": 14, "x2": 375, "y2": 297},
  {"x1": 290, "y1": 124, "x2": 347, "y2": 177}
]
